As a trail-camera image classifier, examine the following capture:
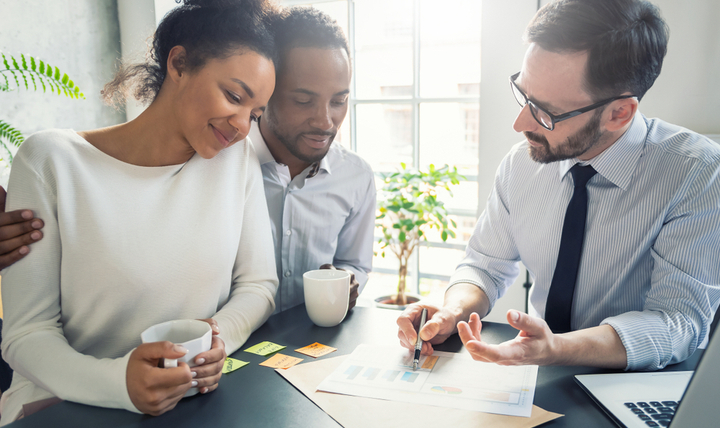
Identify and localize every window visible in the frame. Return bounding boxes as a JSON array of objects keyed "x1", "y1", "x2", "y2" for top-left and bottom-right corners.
[{"x1": 288, "y1": 0, "x2": 481, "y2": 301}]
